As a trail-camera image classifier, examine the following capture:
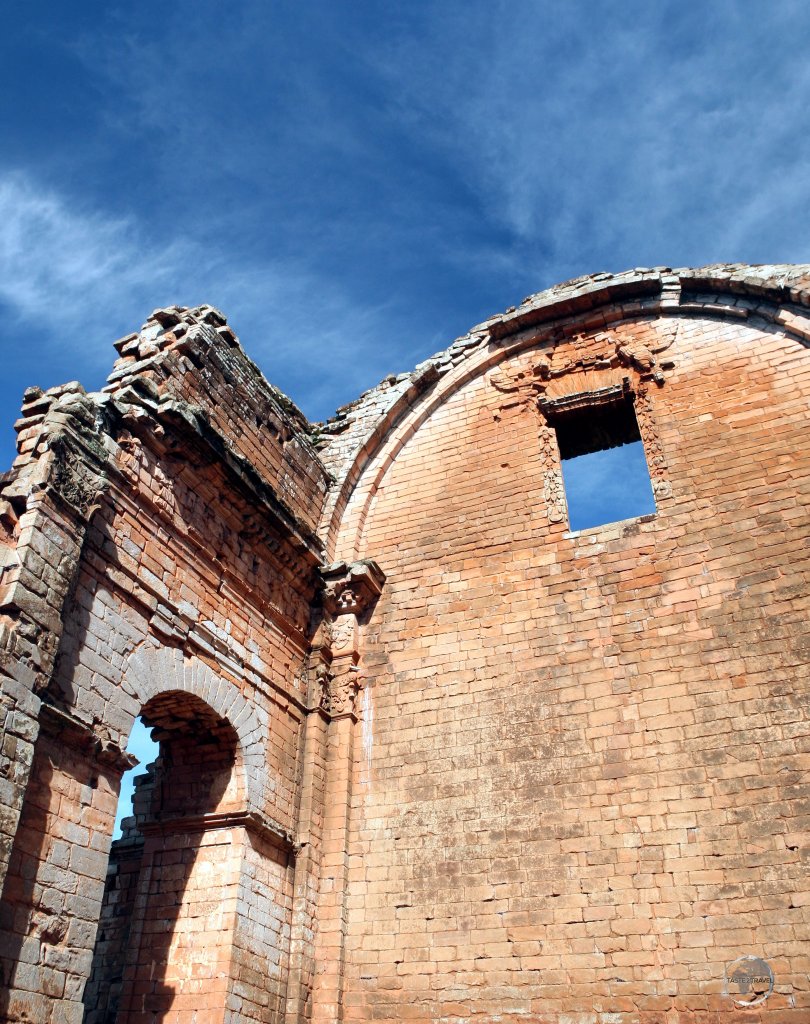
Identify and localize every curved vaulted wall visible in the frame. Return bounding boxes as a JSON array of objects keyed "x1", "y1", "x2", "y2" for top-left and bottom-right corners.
[
  {"x1": 320, "y1": 264, "x2": 810, "y2": 1023},
  {"x1": 0, "y1": 266, "x2": 807, "y2": 1024}
]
